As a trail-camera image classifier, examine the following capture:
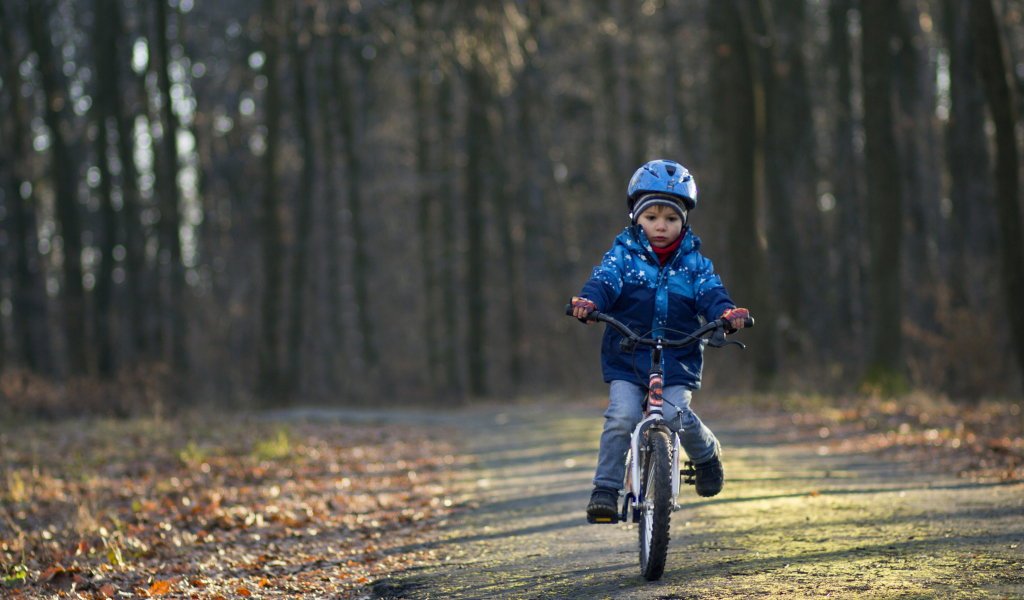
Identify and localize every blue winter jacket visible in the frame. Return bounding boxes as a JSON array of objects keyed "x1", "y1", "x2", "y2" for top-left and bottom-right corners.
[{"x1": 579, "y1": 225, "x2": 735, "y2": 389}]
